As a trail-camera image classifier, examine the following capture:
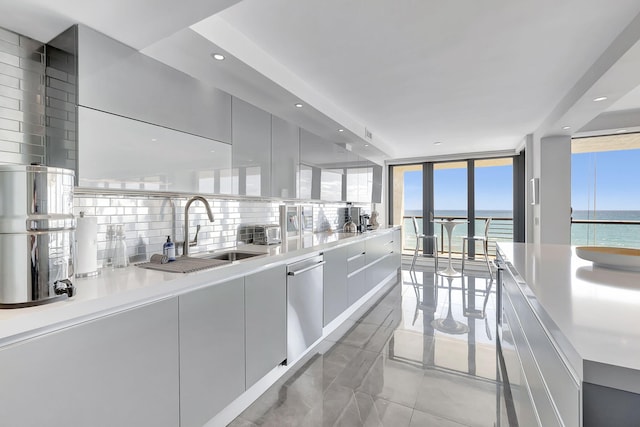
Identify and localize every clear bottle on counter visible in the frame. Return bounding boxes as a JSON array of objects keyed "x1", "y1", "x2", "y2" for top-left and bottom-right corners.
[
  {"x1": 113, "y1": 224, "x2": 128, "y2": 268},
  {"x1": 104, "y1": 224, "x2": 116, "y2": 268}
]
